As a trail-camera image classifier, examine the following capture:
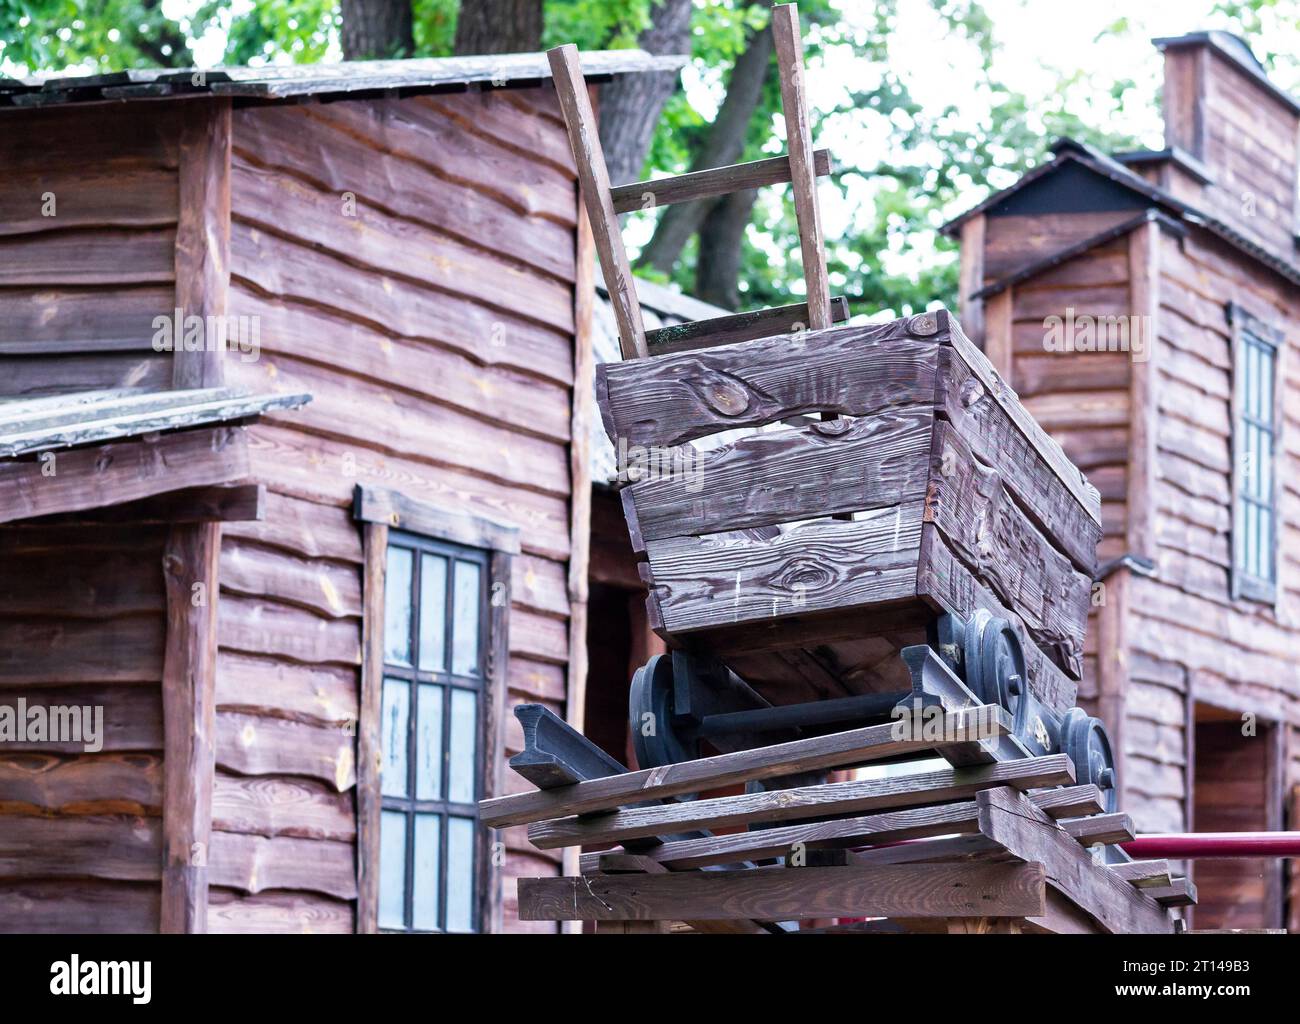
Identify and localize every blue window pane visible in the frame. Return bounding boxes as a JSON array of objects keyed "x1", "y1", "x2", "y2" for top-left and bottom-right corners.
[
  {"x1": 381, "y1": 678, "x2": 410, "y2": 798},
  {"x1": 418, "y1": 554, "x2": 448, "y2": 673},
  {"x1": 416, "y1": 683, "x2": 444, "y2": 801},
  {"x1": 446, "y1": 816, "x2": 475, "y2": 932},
  {"x1": 412, "y1": 814, "x2": 442, "y2": 931},
  {"x1": 451, "y1": 560, "x2": 482, "y2": 677},
  {"x1": 384, "y1": 547, "x2": 413, "y2": 667},
  {"x1": 448, "y1": 688, "x2": 478, "y2": 804},
  {"x1": 378, "y1": 811, "x2": 407, "y2": 930}
]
